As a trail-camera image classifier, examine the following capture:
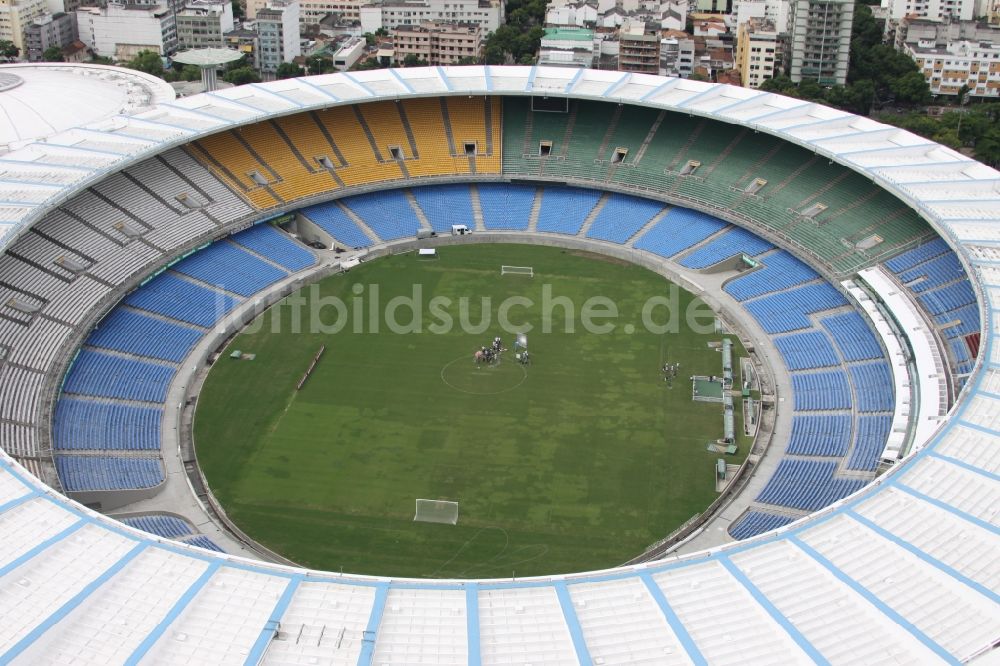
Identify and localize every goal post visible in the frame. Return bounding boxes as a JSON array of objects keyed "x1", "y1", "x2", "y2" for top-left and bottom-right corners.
[
  {"x1": 501, "y1": 265, "x2": 534, "y2": 277},
  {"x1": 414, "y1": 499, "x2": 459, "y2": 525}
]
